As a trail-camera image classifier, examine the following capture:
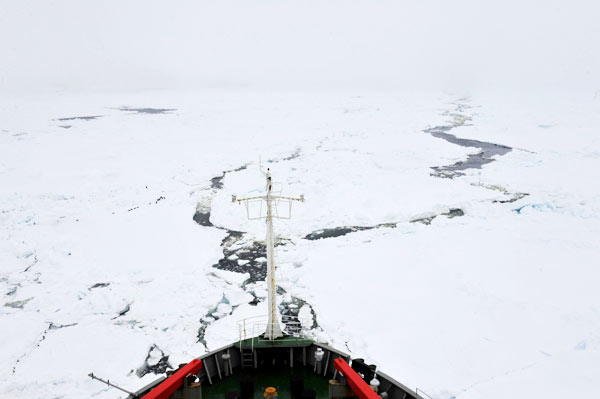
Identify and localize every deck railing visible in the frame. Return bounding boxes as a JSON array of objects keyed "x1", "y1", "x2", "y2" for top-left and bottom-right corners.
[
  {"x1": 238, "y1": 315, "x2": 311, "y2": 350},
  {"x1": 415, "y1": 387, "x2": 435, "y2": 399}
]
